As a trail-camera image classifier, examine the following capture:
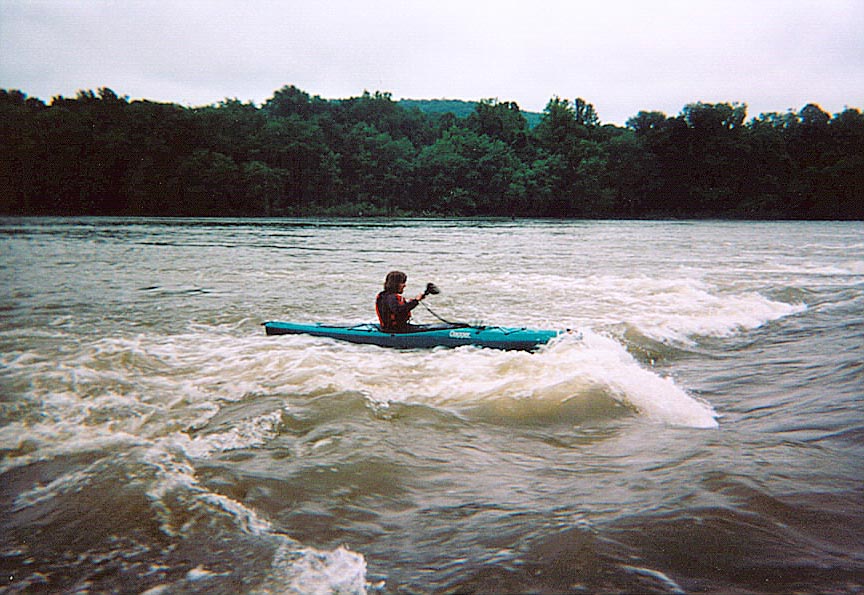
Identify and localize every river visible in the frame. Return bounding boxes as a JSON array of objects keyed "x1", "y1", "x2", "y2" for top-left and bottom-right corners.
[{"x1": 1, "y1": 218, "x2": 862, "y2": 594}]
